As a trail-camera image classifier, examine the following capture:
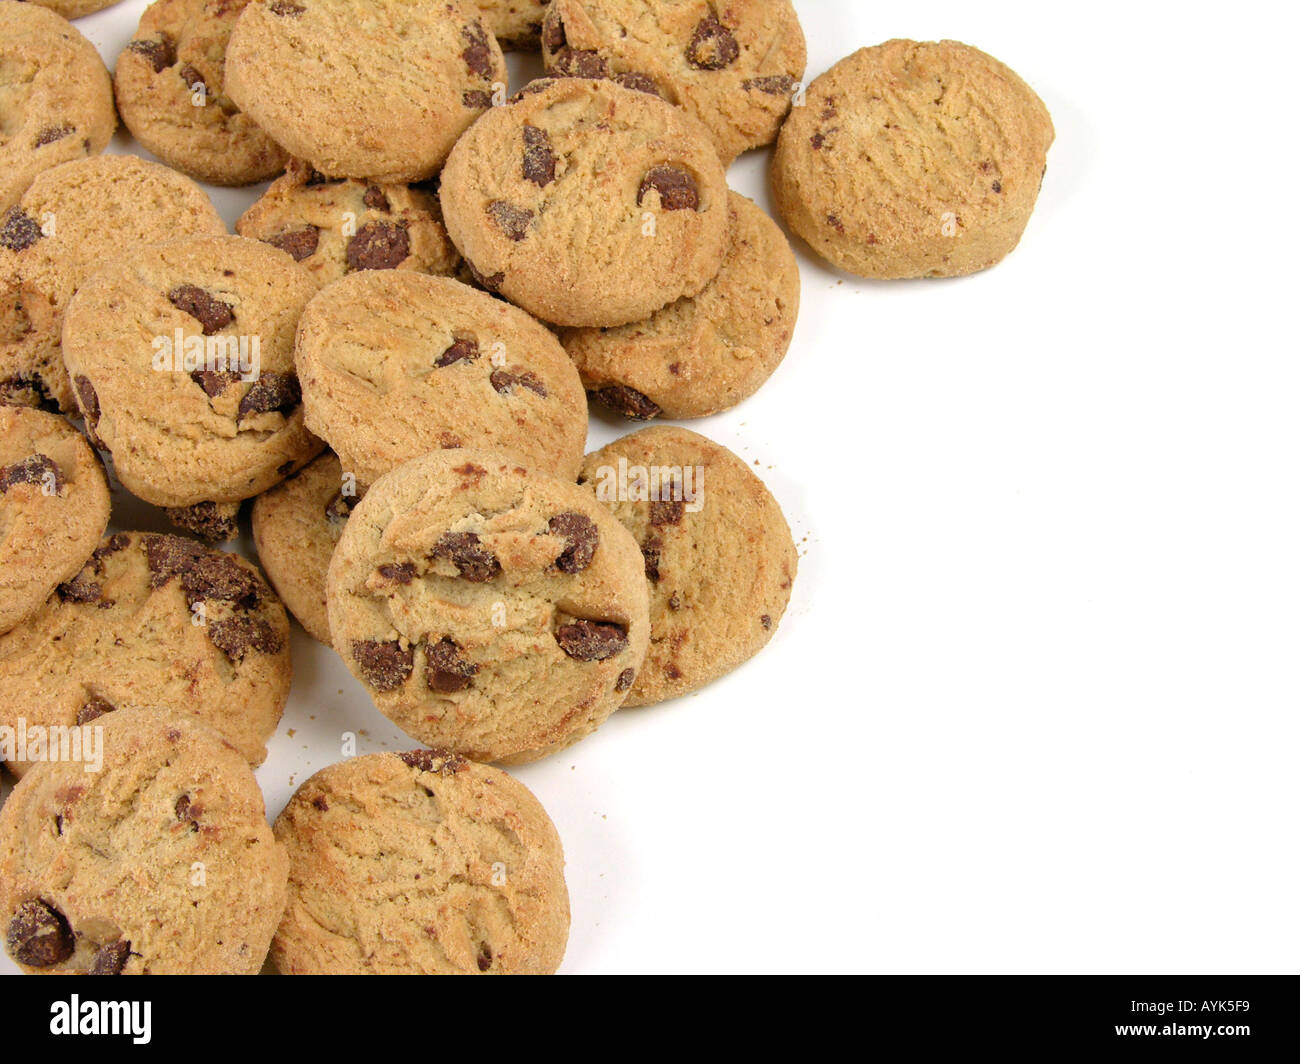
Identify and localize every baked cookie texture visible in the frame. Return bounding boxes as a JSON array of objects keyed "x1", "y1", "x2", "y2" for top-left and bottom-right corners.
[
  {"x1": 0, "y1": 406, "x2": 110, "y2": 635},
  {"x1": 0, "y1": 707, "x2": 288, "y2": 975},
  {"x1": 22, "y1": 1, "x2": 124, "y2": 17},
  {"x1": 62, "y1": 234, "x2": 324, "y2": 508},
  {"x1": 440, "y1": 77, "x2": 729, "y2": 328},
  {"x1": 115, "y1": 0, "x2": 290, "y2": 186},
  {"x1": 236, "y1": 158, "x2": 460, "y2": 286},
  {"x1": 327, "y1": 450, "x2": 649, "y2": 764},
  {"x1": 580, "y1": 426, "x2": 796, "y2": 707},
  {"x1": 1, "y1": 155, "x2": 225, "y2": 413},
  {"x1": 474, "y1": 0, "x2": 548, "y2": 50},
  {"x1": 0, "y1": 531, "x2": 291, "y2": 778},
  {"x1": 225, "y1": 0, "x2": 508, "y2": 182},
  {"x1": 296, "y1": 272, "x2": 588, "y2": 489},
  {"x1": 541, "y1": 0, "x2": 805, "y2": 166},
  {"x1": 772, "y1": 39, "x2": 1054, "y2": 279},
  {"x1": 566, "y1": 190, "x2": 799, "y2": 421},
  {"x1": 0, "y1": 2, "x2": 116, "y2": 213},
  {"x1": 272, "y1": 750, "x2": 569, "y2": 974}
]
